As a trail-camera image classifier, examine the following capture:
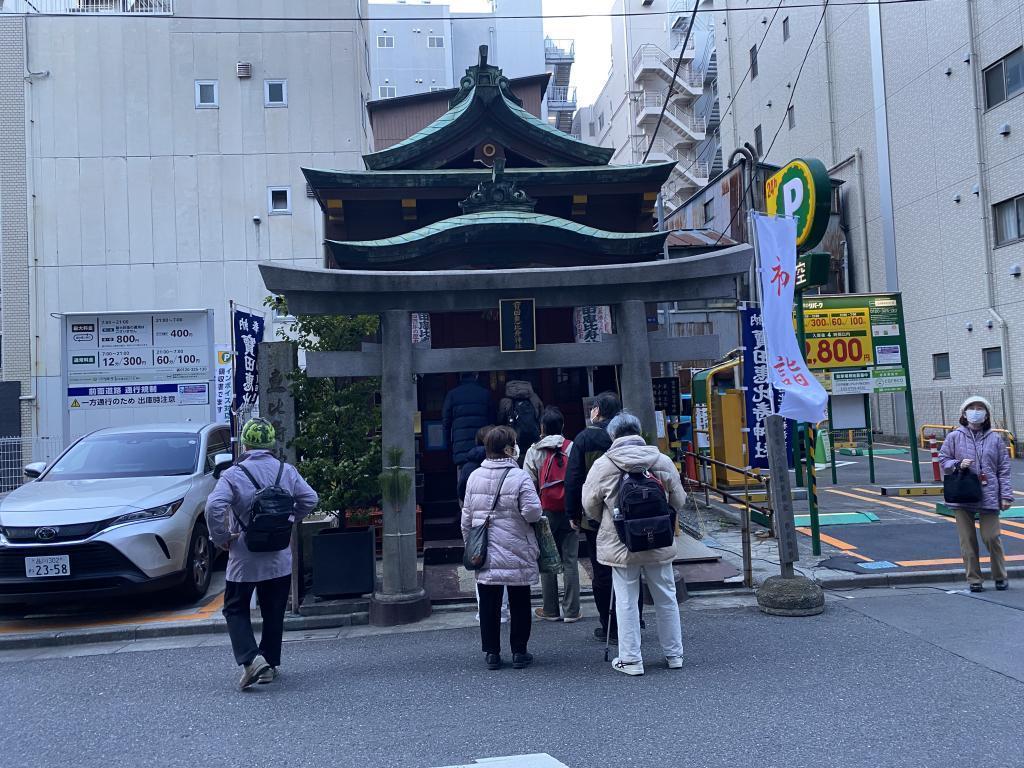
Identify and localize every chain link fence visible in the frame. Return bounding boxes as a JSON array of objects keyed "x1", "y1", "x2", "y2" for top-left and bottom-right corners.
[{"x1": 0, "y1": 437, "x2": 65, "y2": 493}]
